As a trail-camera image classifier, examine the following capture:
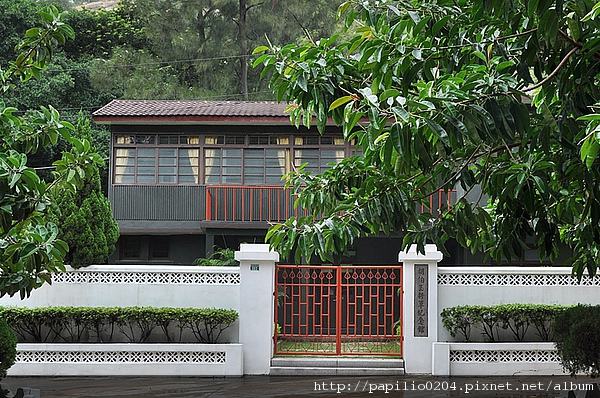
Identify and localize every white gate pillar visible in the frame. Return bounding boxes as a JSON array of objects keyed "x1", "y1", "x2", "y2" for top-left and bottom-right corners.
[
  {"x1": 235, "y1": 243, "x2": 279, "y2": 375},
  {"x1": 399, "y1": 244, "x2": 443, "y2": 374}
]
